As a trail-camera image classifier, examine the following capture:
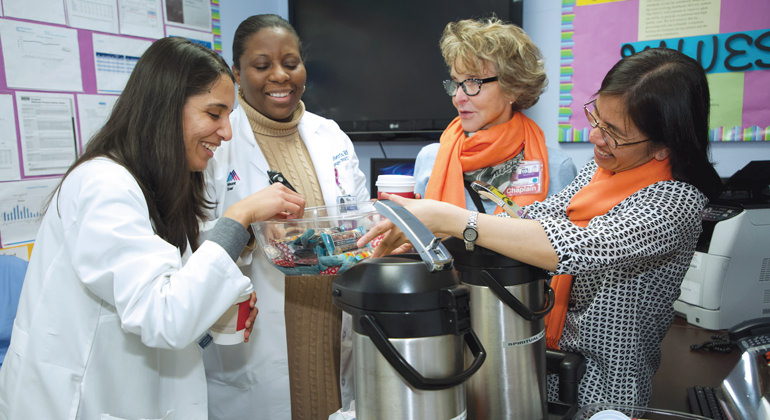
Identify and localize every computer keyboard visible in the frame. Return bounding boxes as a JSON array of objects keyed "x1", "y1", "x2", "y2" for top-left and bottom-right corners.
[{"x1": 687, "y1": 386, "x2": 727, "y2": 420}]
